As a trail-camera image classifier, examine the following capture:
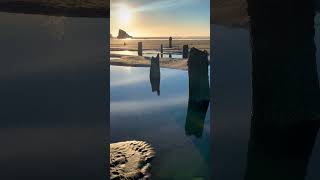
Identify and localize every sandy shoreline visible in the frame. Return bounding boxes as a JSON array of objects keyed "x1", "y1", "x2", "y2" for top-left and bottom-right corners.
[
  {"x1": 110, "y1": 56, "x2": 189, "y2": 71},
  {"x1": 110, "y1": 38, "x2": 210, "y2": 71},
  {"x1": 0, "y1": 0, "x2": 108, "y2": 17}
]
